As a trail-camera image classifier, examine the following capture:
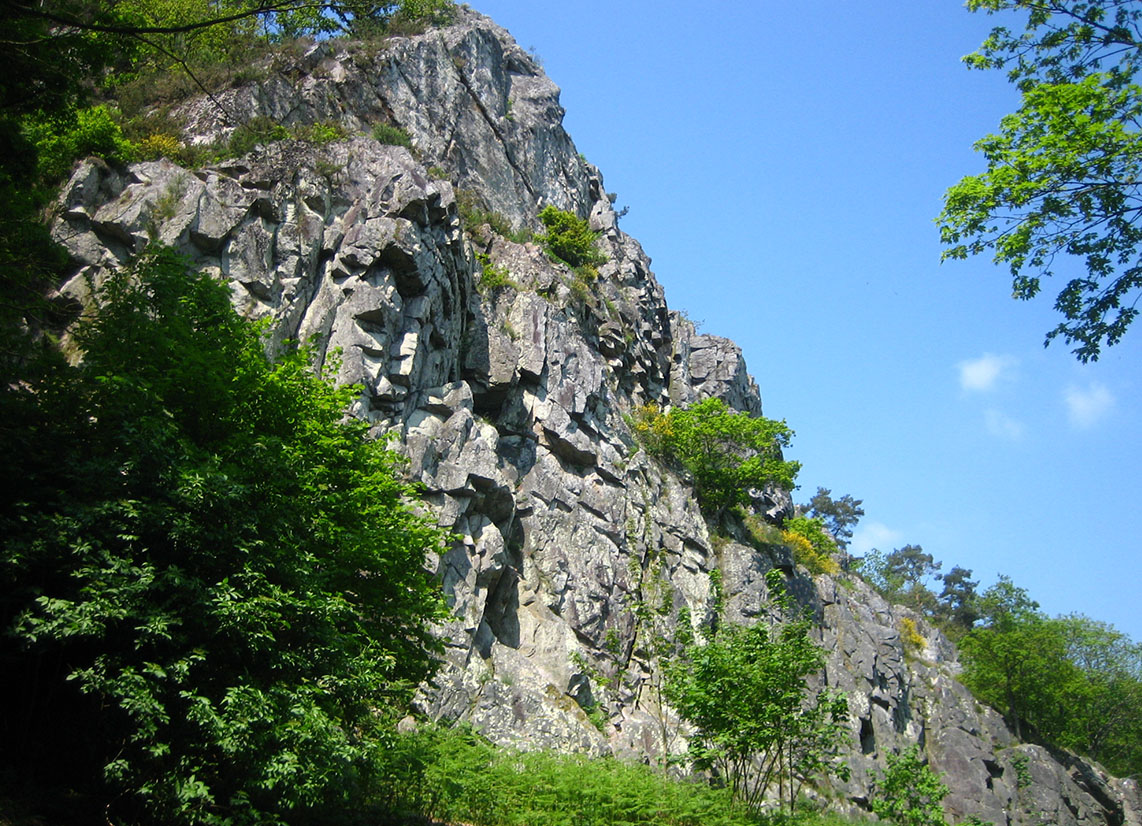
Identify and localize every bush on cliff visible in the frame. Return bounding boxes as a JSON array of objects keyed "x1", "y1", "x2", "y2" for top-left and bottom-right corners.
[
  {"x1": 664, "y1": 571, "x2": 850, "y2": 815},
  {"x1": 634, "y1": 398, "x2": 800, "y2": 520},
  {"x1": 537, "y1": 204, "x2": 607, "y2": 269}
]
